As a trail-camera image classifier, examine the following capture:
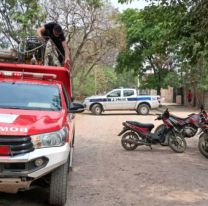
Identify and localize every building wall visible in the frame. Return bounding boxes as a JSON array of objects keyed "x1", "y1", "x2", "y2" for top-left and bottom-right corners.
[
  {"x1": 138, "y1": 87, "x2": 174, "y2": 103},
  {"x1": 138, "y1": 89, "x2": 157, "y2": 95},
  {"x1": 160, "y1": 87, "x2": 173, "y2": 103}
]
